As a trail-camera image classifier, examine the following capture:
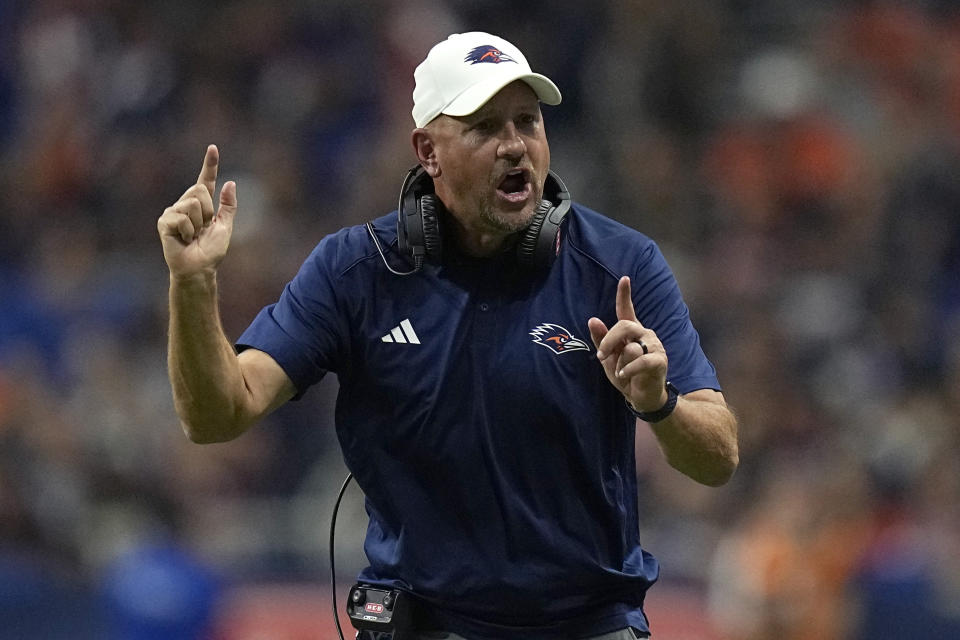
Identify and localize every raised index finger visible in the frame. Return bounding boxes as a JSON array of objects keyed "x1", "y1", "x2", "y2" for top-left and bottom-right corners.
[
  {"x1": 616, "y1": 276, "x2": 639, "y2": 322},
  {"x1": 197, "y1": 144, "x2": 219, "y2": 198}
]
